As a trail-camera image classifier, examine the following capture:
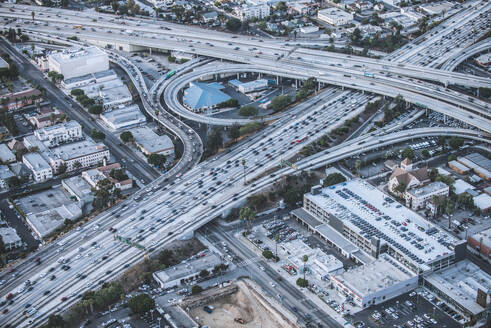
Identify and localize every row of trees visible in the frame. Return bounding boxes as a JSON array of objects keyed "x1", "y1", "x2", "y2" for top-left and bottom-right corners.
[
  {"x1": 238, "y1": 105, "x2": 258, "y2": 117},
  {"x1": 0, "y1": 54, "x2": 19, "y2": 81},
  {"x1": 3, "y1": 28, "x2": 29, "y2": 43}
]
